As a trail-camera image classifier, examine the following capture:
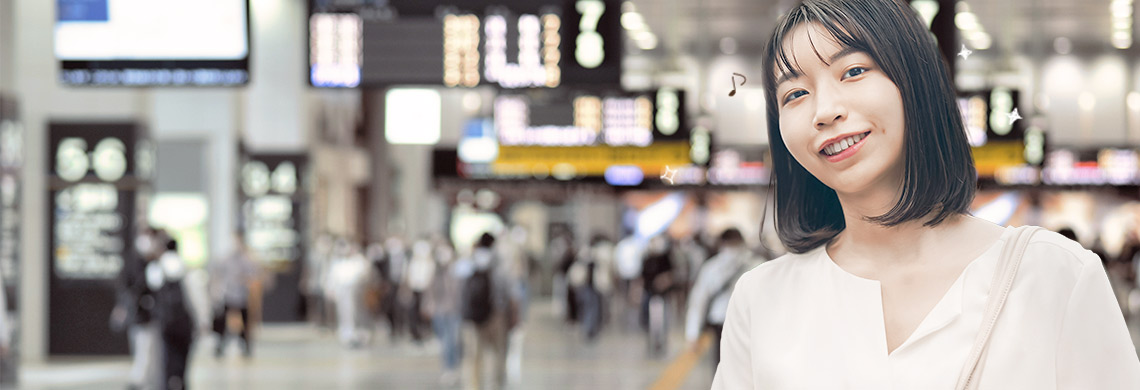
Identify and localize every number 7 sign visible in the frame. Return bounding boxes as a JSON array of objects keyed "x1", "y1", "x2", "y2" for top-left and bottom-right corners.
[{"x1": 562, "y1": 0, "x2": 622, "y2": 85}]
